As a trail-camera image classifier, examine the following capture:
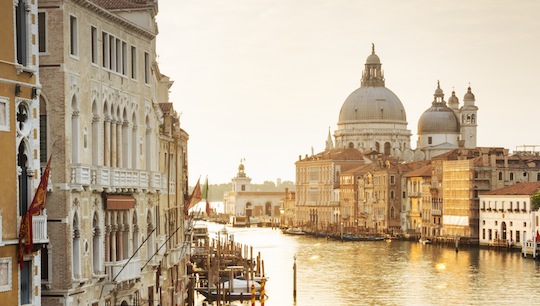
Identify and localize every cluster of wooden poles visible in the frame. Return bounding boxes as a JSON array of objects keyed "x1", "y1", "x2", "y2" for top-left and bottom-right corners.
[{"x1": 187, "y1": 233, "x2": 268, "y2": 305}]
